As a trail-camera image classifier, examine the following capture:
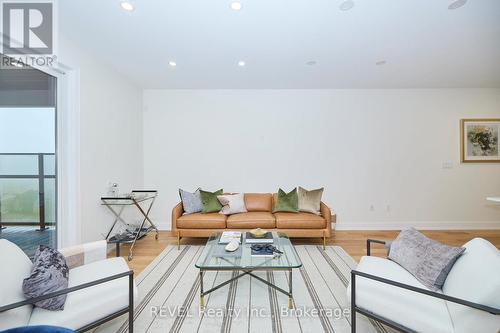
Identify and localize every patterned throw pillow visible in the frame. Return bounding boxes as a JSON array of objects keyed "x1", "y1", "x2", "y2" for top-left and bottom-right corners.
[
  {"x1": 217, "y1": 193, "x2": 247, "y2": 215},
  {"x1": 200, "y1": 189, "x2": 224, "y2": 213},
  {"x1": 388, "y1": 228, "x2": 465, "y2": 291},
  {"x1": 297, "y1": 187, "x2": 324, "y2": 215},
  {"x1": 23, "y1": 245, "x2": 69, "y2": 310},
  {"x1": 273, "y1": 188, "x2": 299, "y2": 213},
  {"x1": 179, "y1": 188, "x2": 203, "y2": 214}
]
